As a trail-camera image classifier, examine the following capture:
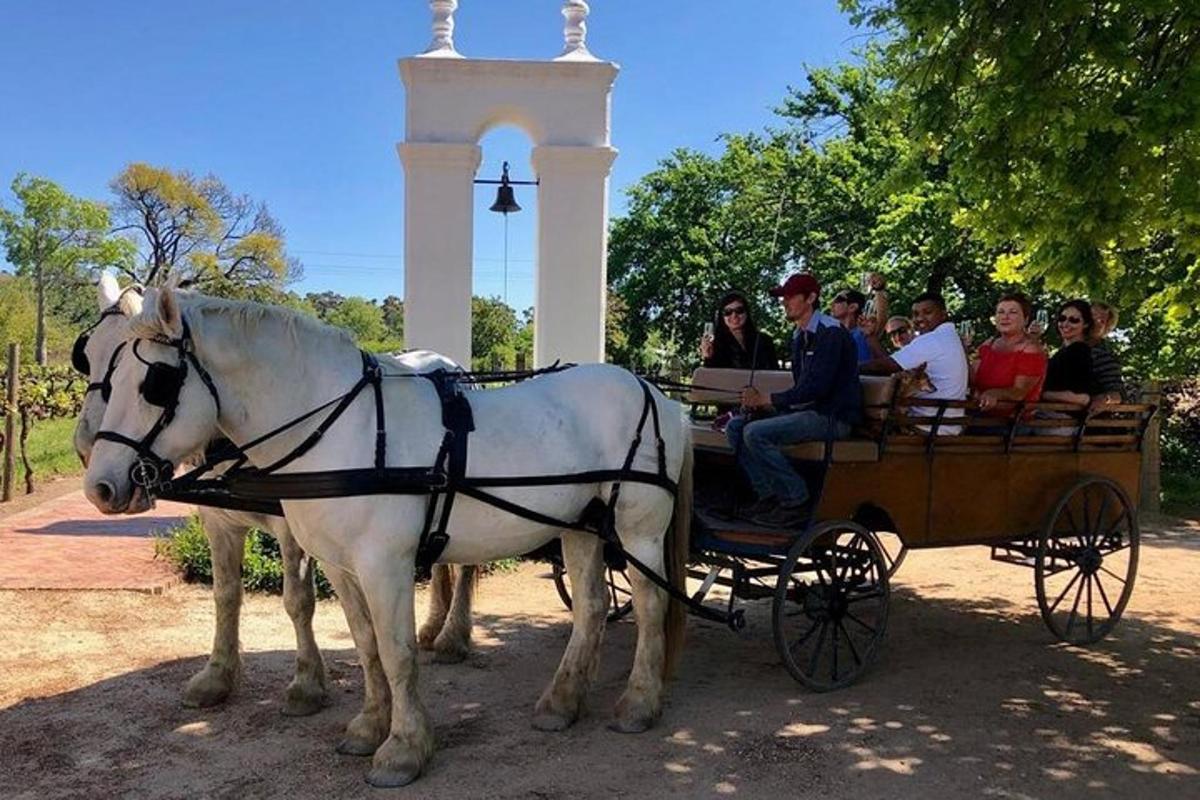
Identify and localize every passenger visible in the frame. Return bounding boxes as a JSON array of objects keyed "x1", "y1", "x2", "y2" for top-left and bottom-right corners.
[
  {"x1": 970, "y1": 292, "x2": 1048, "y2": 414},
  {"x1": 699, "y1": 289, "x2": 780, "y2": 371},
  {"x1": 831, "y1": 288, "x2": 887, "y2": 363},
  {"x1": 884, "y1": 315, "x2": 915, "y2": 350},
  {"x1": 726, "y1": 273, "x2": 862, "y2": 528},
  {"x1": 859, "y1": 291, "x2": 969, "y2": 433},
  {"x1": 1089, "y1": 301, "x2": 1124, "y2": 402},
  {"x1": 1039, "y1": 300, "x2": 1096, "y2": 408},
  {"x1": 858, "y1": 313, "x2": 886, "y2": 361}
]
